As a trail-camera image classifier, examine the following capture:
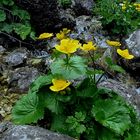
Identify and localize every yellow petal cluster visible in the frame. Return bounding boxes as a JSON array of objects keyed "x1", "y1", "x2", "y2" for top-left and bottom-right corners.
[
  {"x1": 50, "y1": 79, "x2": 71, "y2": 92},
  {"x1": 80, "y1": 41, "x2": 97, "y2": 52},
  {"x1": 121, "y1": 3, "x2": 127, "y2": 10},
  {"x1": 134, "y1": 3, "x2": 140, "y2": 11},
  {"x1": 56, "y1": 28, "x2": 71, "y2": 40},
  {"x1": 55, "y1": 38, "x2": 81, "y2": 54},
  {"x1": 117, "y1": 49, "x2": 134, "y2": 59},
  {"x1": 38, "y1": 33, "x2": 53, "y2": 39},
  {"x1": 106, "y1": 40, "x2": 121, "y2": 47}
]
